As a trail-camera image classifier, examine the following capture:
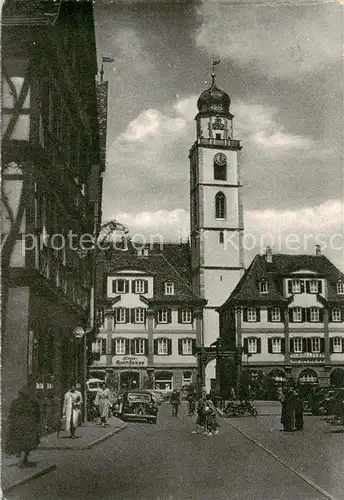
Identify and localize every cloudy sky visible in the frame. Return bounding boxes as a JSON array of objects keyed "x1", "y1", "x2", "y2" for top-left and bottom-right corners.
[{"x1": 94, "y1": 0, "x2": 344, "y2": 271}]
